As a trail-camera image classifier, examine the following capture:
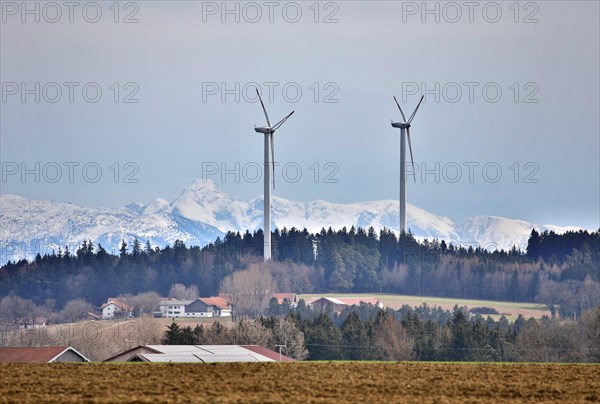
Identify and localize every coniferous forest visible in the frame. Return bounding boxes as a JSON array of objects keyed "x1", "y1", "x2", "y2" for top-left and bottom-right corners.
[
  {"x1": 1, "y1": 228, "x2": 598, "y2": 321},
  {"x1": 162, "y1": 303, "x2": 600, "y2": 362}
]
